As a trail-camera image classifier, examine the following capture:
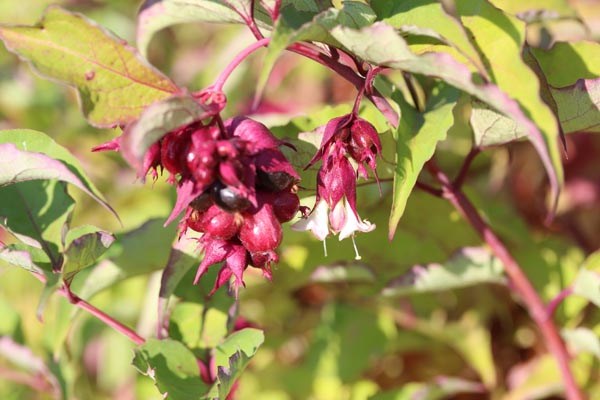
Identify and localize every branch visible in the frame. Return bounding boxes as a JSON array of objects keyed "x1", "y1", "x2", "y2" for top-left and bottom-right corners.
[
  {"x1": 426, "y1": 161, "x2": 584, "y2": 400},
  {"x1": 59, "y1": 286, "x2": 145, "y2": 346},
  {"x1": 211, "y1": 38, "x2": 270, "y2": 92},
  {"x1": 453, "y1": 147, "x2": 480, "y2": 189},
  {"x1": 546, "y1": 287, "x2": 574, "y2": 320}
]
